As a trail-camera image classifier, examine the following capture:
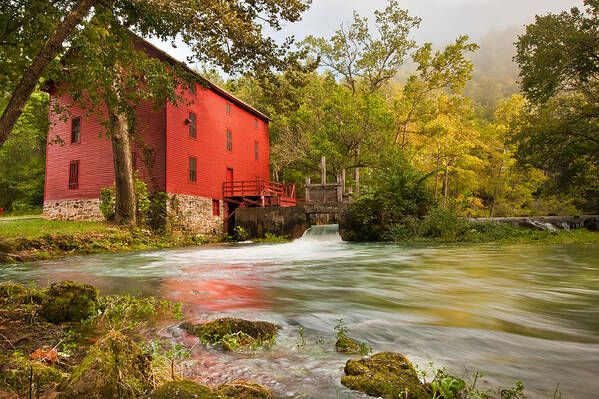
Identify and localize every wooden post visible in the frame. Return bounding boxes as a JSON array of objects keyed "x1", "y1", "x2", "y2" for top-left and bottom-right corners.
[
  {"x1": 336, "y1": 175, "x2": 343, "y2": 202},
  {"x1": 321, "y1": 156, "x2": 326, "y2": 184},
  {"x1": 355, "y1": 167, "x2": 360, "y2": 195},
  {"x1": 305, "y1": 177, "x2": 311, "y2": 204}
]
